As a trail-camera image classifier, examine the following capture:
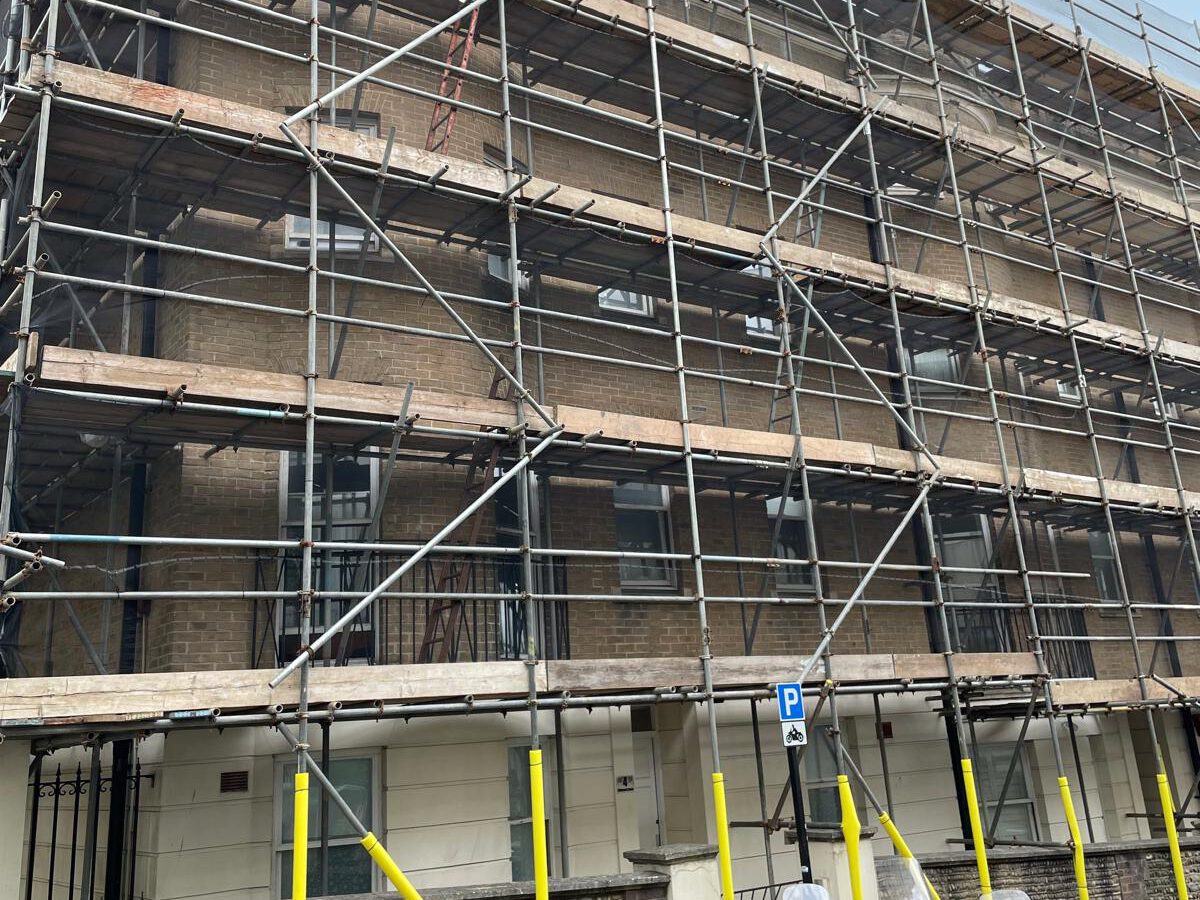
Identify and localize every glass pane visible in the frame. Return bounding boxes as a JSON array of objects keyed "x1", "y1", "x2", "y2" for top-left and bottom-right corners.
[
  {"x1": 280, "y1": 844, "x2": 373, "y2": 899},
  {"x1": 616, "y1": 508, "x2": 671, "y2": 584},
  {"x1": 989, "y1": 802, "x2": 1036, "y2": 843},
  {"x1": 281, "y1": 758, "x2": 372, "y2": 841},
  {"x1": 807, "y1": 785, "x2": 841, "y2": 825},
  {"x1": 613, "y1": 483, "x2": 666, "y2": 508},
  {"x1": 911, "y1": 348, "x2": 957, "y2": 385},
  {"x1": 285, "y1": 453, "x2": 372, "y2": 525},
  {"x1": 510, "y1": 821, "x2": 534, "y2": 881},
  {"x1": 508, "y1": 746, "x2": 531, "y2": 819}
]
